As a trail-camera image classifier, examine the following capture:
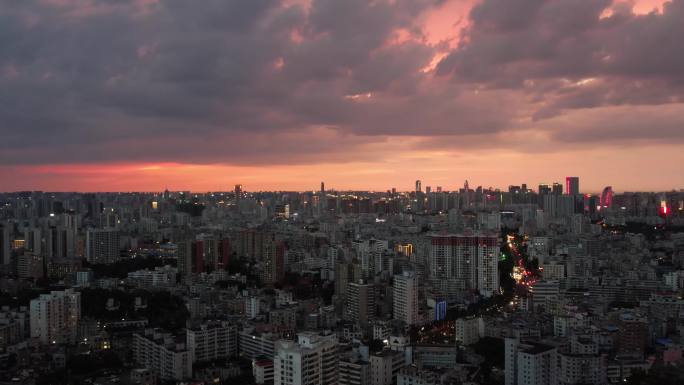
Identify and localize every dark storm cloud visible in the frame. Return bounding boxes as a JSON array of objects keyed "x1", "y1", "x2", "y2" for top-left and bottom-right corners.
[
  {"x1": 1, "y1": 0, "x2": 683, "y2": 167},
  {"x1": 437, "y1": 0, "x2": 684, "y2": 102},
  {"x1": 2, "y1": 0, "x2": 510, "y2": 165}
]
